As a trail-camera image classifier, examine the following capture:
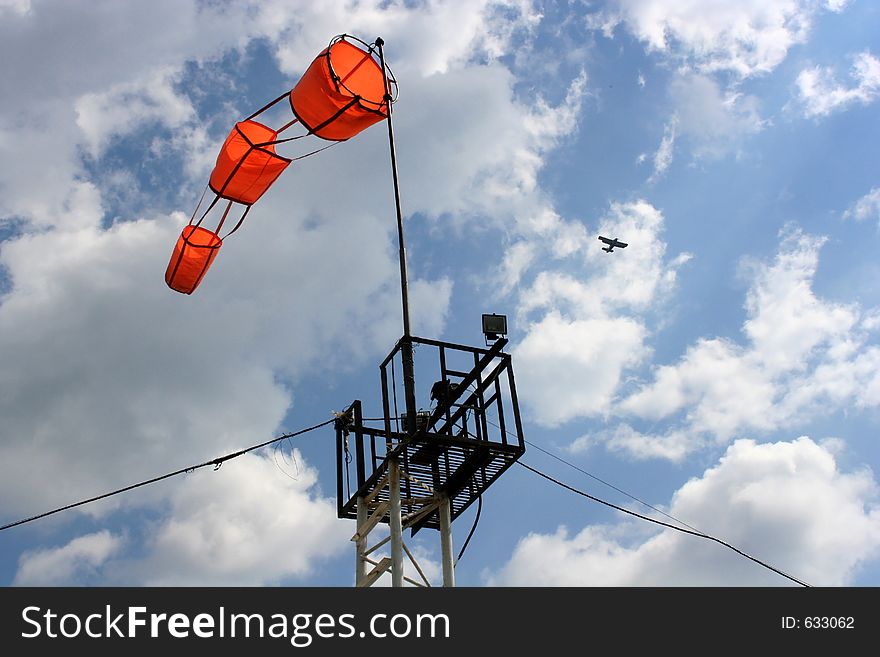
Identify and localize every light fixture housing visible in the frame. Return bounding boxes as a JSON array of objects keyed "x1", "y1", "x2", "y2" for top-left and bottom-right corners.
[{"x1": 482, "y1": 313, "x2": 508, "y2": 343}]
